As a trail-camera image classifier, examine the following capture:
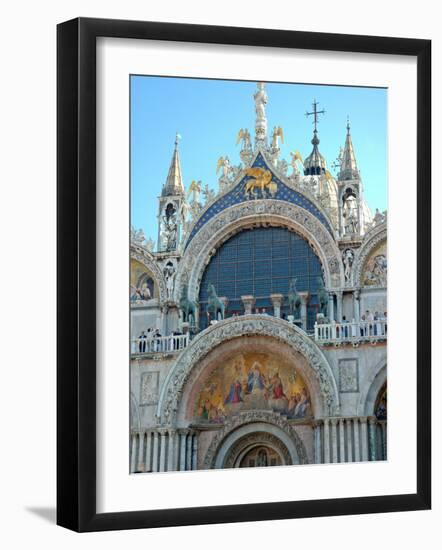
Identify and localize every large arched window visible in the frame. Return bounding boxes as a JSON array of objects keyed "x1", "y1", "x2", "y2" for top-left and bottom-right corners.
[{"x1": 198, "y1": 226, "x2": 323, "y2": 330}]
